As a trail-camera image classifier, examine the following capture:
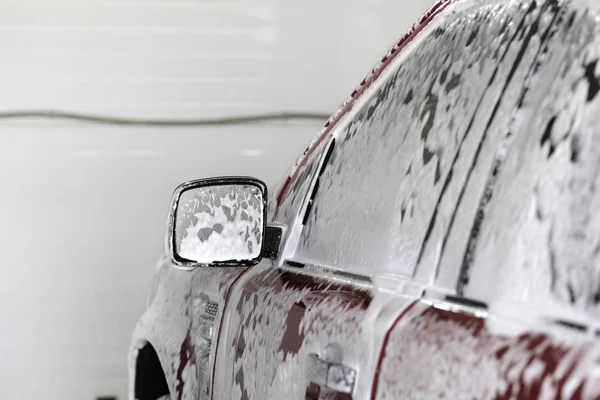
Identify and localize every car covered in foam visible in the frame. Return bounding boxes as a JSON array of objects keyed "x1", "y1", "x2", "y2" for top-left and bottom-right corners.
[{"x1": 130, "y1": 0, "x2": 600, "y2": 398}]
